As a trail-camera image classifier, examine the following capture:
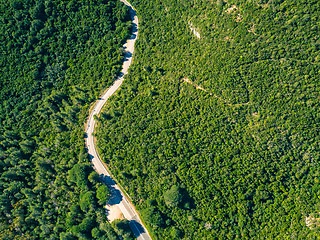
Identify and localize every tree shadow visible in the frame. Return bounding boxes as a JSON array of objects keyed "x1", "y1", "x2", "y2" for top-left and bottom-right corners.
[
  {"x1": 180, "y1": 187, "x2": 195, "y2": 209},
  {"x1": 131, "y1": 23, "x2": 138, "y2": 33},
  {"x1": 129, "y1": 7, "x2": 137, "y2": 21},
  {"x1": 123, "y1": 51, "x2": 132, "y2": 62},
  {"x1": 130, "y1": 23, "x2": 138, "y2": 40},
  {"x1": 129, "y1": 219, "x2": 146, "y2": 238},
  {"x1": 129, "y1": 33, "x2": 137, "y2": 40}
]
